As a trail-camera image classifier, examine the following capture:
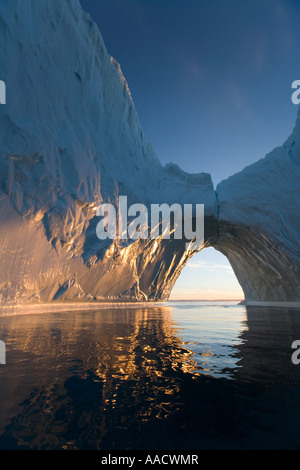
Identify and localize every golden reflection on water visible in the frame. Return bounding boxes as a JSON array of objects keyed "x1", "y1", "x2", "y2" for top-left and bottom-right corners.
[
  {"x1": 0, "y1": 307, "x2": 200, "y2": 449},
  {"x1": 1, "y1": 305, "x2": 300, "y2": 450}
]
